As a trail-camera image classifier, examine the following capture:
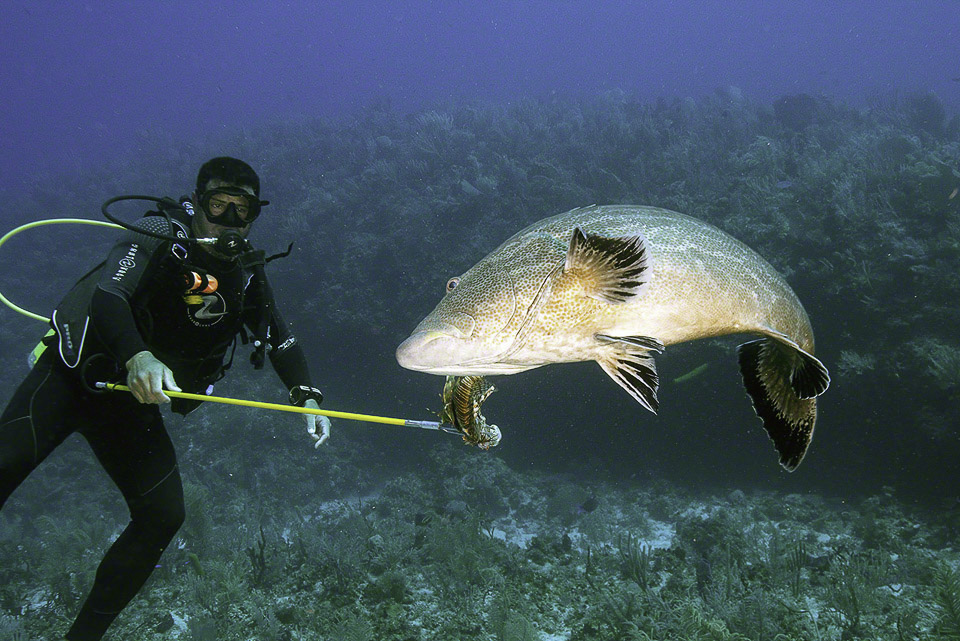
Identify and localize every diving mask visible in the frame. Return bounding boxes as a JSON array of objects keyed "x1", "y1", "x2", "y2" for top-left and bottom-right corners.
[{"x1": 198, "y1": 186, "x2": 268, "y2": 227}]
